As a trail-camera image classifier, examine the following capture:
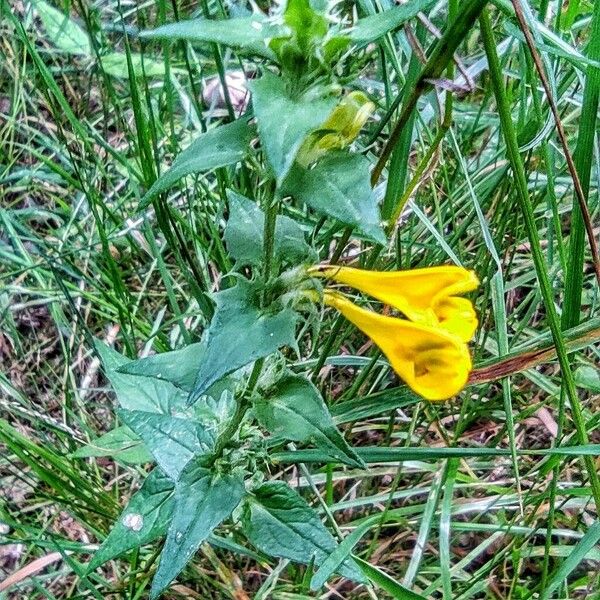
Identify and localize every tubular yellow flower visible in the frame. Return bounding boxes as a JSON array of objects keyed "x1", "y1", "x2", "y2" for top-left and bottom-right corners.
[
  {"x1": 309, "y1": 265, "x2": 479, "y2": 342},
  {"x1": 323, "y1": 291, "x2": 471, "y2": 401}
]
